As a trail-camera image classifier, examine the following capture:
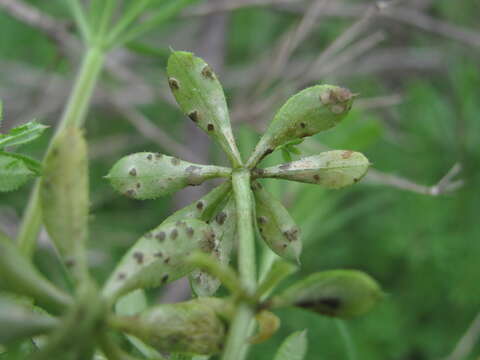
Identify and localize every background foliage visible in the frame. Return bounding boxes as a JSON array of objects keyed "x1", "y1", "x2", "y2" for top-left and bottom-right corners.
[{"x1": 0, "y1": 0, "x2": 479, "y2": 359}]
